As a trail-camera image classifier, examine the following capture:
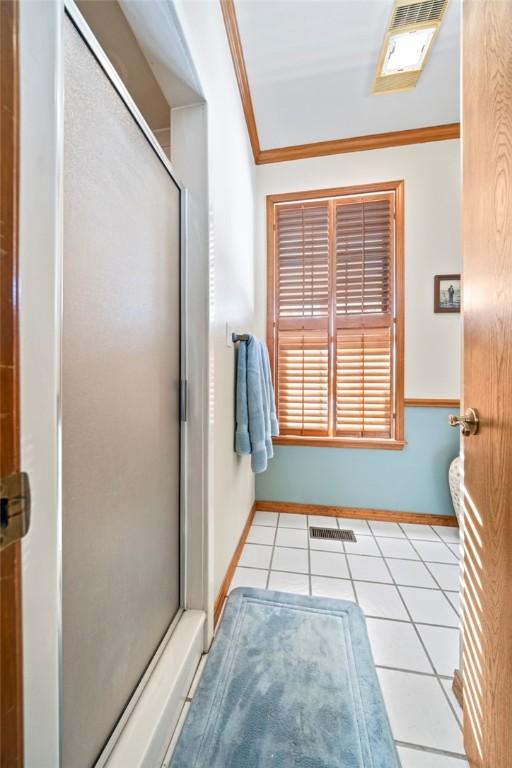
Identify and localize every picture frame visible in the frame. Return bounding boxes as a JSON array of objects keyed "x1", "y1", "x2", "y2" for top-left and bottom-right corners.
[{"x1": 434, "y1": 274, "x2": 461, "y2": 313}]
